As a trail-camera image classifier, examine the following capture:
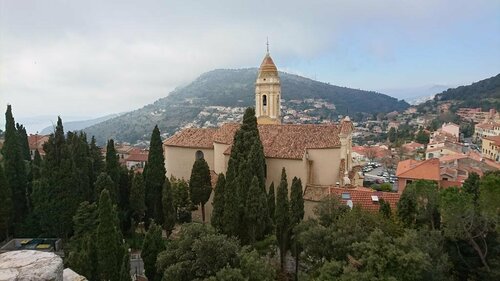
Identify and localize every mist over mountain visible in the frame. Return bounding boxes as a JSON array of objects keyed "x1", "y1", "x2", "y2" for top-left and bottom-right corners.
[{"x1": 84, "y1": 68, "x2": 409, "y2": 144}]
